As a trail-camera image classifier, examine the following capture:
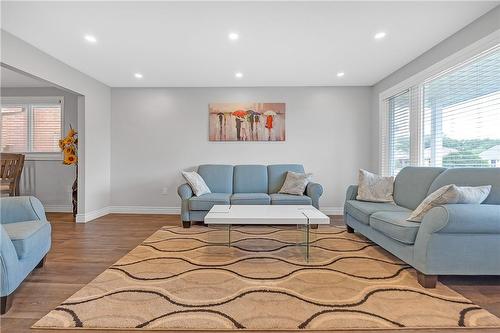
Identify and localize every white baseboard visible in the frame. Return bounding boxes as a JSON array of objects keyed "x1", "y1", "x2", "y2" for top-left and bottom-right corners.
[
  {"x1": 320, "y1": 207, "x2": 344, "y2": 216},
  {"x1": 76, "y1": 206, "x2": 110, "y2": 223},
  {"x1": 45, "y1": 205, "x2": 72, "y2": 213},
  {"x1": 72, "y1": 205, "x2": 343, "y2": 223},
  {"x1": 109, "y1": 206, "x2": 180, "y2": 214}
]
